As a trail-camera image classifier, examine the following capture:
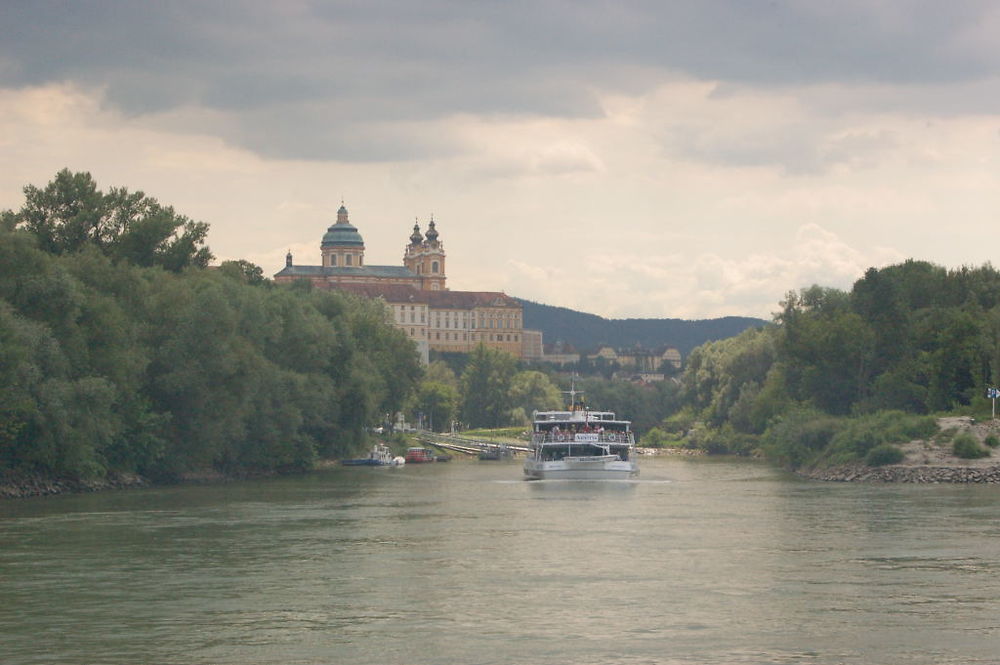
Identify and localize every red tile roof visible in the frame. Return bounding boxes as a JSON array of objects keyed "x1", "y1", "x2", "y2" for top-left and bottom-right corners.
[{"x1": 334, "y1": 284, "x2": 520, "y2": 309}]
